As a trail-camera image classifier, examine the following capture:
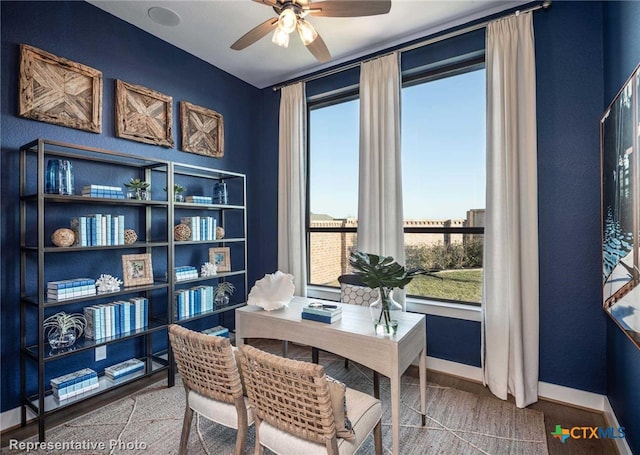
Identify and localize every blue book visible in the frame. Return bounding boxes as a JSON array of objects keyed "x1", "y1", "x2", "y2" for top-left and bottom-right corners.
[{"x1": 301, "y1": 311, "x2": 343, "y2": 324}]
